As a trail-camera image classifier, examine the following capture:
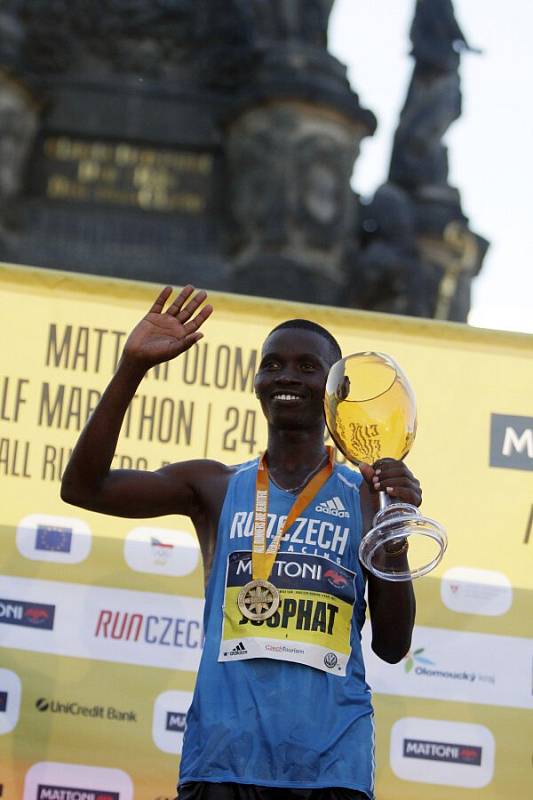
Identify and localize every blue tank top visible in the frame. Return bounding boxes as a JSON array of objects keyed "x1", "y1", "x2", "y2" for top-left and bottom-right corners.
[{"x1": 180, "y1": 460, "x2": 374, "y2": 797}]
